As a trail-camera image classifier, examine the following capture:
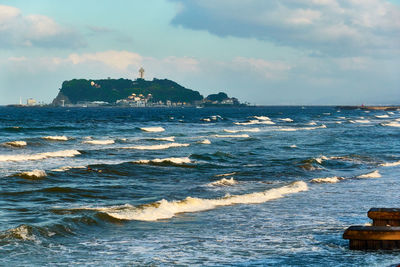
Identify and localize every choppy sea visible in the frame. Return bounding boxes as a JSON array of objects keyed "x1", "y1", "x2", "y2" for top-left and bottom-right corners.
[{"x1": 0, "y1": 106, "x2": 399, "y2": 266}]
